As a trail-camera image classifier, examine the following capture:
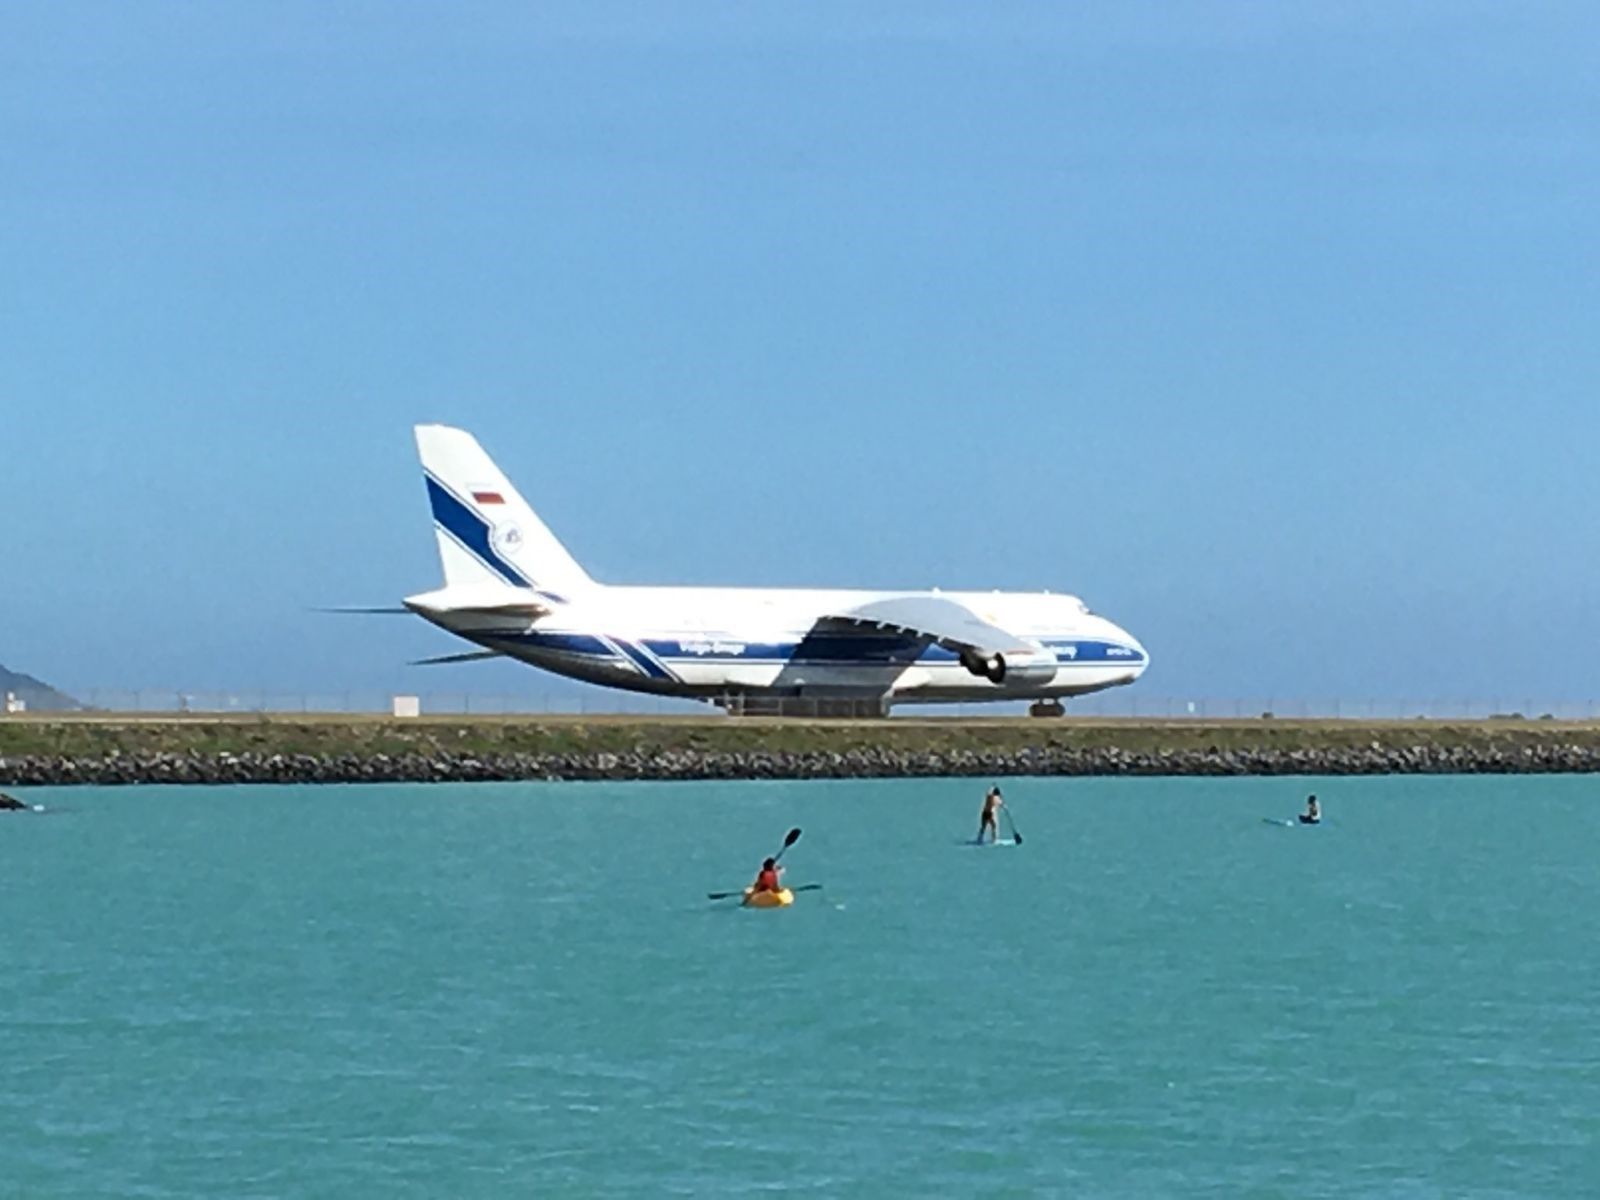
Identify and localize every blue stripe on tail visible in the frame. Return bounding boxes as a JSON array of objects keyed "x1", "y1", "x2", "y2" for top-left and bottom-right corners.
[{"x1": 424, "y1": 473, "x2": 532, "y2": 588}]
